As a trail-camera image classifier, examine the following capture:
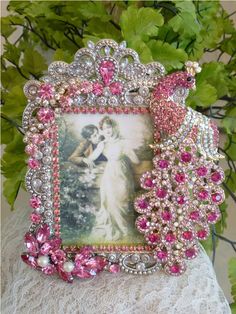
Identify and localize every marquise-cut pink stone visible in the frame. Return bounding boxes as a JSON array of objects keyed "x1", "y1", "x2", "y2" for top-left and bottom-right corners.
[
  {"x1": 181, "y1": 152, "x2": 192, "y2": 162},
  {"x1": 37, "y1": 107, "x2": 55, "y2": 123},
  {"x1": 24, "y1": 232, "x2": 38, "y2": 254},
  {"x1": 109, "y1": 82, "x2": 123, "y2": 95},
  {"x1": 99, "y1": 60, "x2": 115, "y2": 85},
  {"x1": 58, "y1": 267, "x2": 73, "y2": 283},
  {"x1": 36, "y1": 224, "x2": 50, "y2": 243},
  {"x1": 92, "y1": 82, "x2": 103, "y2": 95},
  {"x1": 85, "y1": 257, "x2": 108, "y2": 272},
  {"x1": 40, "y1": 242, "x2": 52, "y2": 255},
  {"x1": 21, "y1": 254, "x2": 37, "y2": 268},
  {"x1": 49, "y1": 238, "x2": 61, "y2": 250},
  {"x1": 196, "y1": 166, "x2": 208, "y2": 177},
  {"x1": 73, "y1": 266, "x2": 92, "y2": 278},
  {"x1": 156, "y1": 188, "x2": 167, "y2": 198}
]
